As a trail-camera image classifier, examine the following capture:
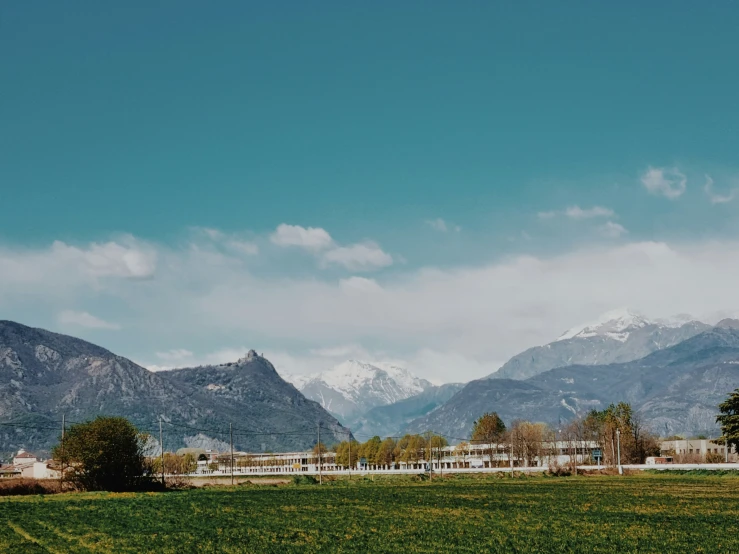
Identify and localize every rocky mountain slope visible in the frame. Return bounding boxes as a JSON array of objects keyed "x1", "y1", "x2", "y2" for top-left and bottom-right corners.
[
  {"x1": 489, "y1": 308, "x2": 710, "y2": 380},
  {"x1": 348, "y1": 383, "x2": 464, "y2": 438},
  {"x1": 406, "y1": 323, "x2": 739, "y2": 439},
  {"x1": 285, "y1": 360, "x2": 433, "y2": 420},
  {"x1": 0, "y1": 321, "x2": 346, "y2": 455}
]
